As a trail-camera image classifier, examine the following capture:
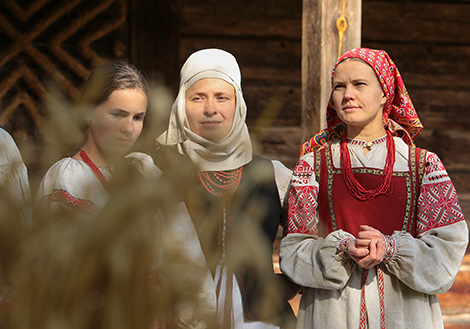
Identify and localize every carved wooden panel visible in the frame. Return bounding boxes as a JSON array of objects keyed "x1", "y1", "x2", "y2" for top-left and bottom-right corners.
[{"x1": 0, "y1": 0, "x2": 128, "y2": 149}]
